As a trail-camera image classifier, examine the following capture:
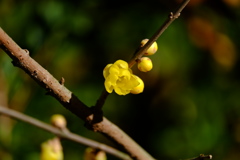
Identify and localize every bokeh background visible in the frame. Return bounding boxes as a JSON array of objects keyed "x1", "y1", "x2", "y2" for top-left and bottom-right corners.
[{"x1": 0, "y1": 0, "x2": 240, "y2": 159}]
